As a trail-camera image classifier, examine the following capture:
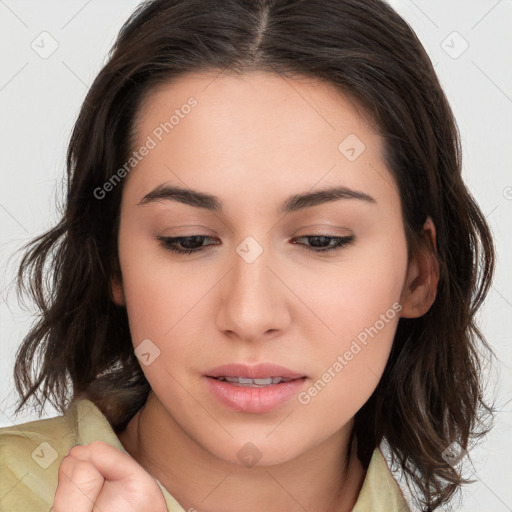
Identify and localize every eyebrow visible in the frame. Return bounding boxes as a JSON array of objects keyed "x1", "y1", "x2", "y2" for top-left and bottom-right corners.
[{"x1": 138, "y1": 183, "x2": 376, "y2": 214}]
